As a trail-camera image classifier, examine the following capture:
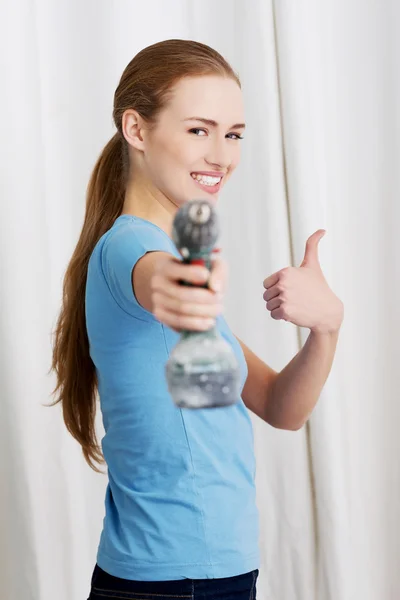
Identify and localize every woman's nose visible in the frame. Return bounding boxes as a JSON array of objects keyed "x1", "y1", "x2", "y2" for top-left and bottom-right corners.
[{"x1": 205, "y1": 138, "x2": 231, "y2": 169}]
